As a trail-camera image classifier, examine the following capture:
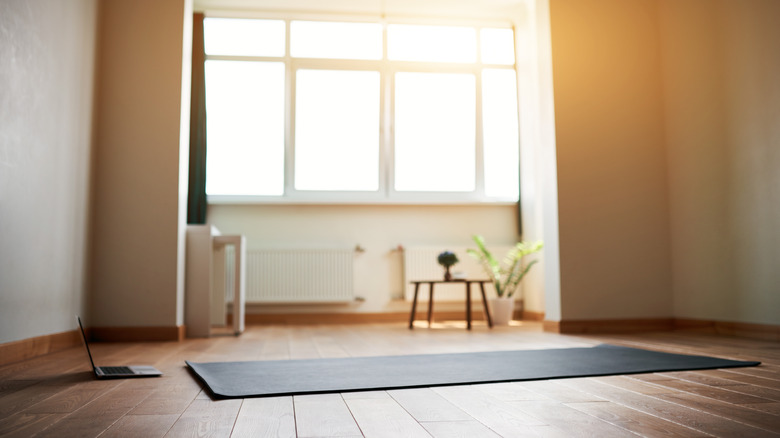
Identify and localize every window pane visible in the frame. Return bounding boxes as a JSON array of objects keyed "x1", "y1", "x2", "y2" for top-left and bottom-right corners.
[
  {"x1": 204, "y1": 18, "x2": 285, "y2": 57},
  {"x1": 482, "y1": 69, "x2": 519, "y2": 198},
  {"x1": 205, "y1": 61, "x2": 285, "y2": 196},
  {"x1": 394, "y1": 73, "x2": 476, "y2": 192},
  {"x1": 291, "y1": 21, "x2": 382, "y2": 60},
  {"x1": 294, "y1": 70, "x2": 380, "y2": 191},
  {"x1": 388, "y1": 25, "x2": 476, "y2": 63},
  {"x1": 480, "y1": 28, "x2": 515, "y2": 65}
]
